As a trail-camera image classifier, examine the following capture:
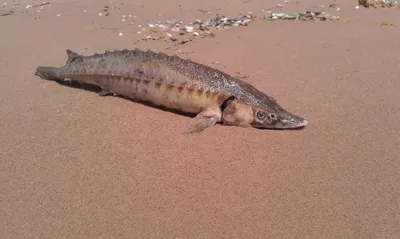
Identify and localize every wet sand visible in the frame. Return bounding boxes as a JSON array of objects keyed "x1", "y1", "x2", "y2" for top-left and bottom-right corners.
[{"x1": 1, "y1": 0, "x2": 399, "y2": 238}]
